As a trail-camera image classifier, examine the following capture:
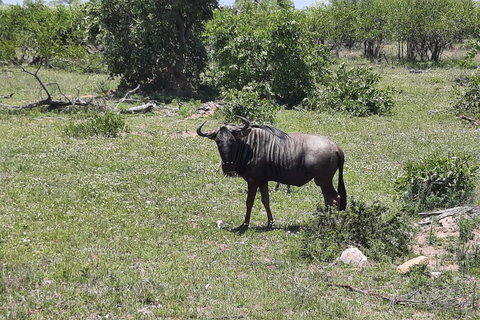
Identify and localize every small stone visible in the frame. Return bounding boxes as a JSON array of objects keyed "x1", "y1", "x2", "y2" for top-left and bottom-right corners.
[
  {"x1": 338, "y1": 247, "x2": 368, "y2": 267},
  {"x1": 216, "y1": 220, "x2": 224, "y2": 229},
  {"x1": 397, "y1": 256, "x2": 429, "y2": 274}
]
